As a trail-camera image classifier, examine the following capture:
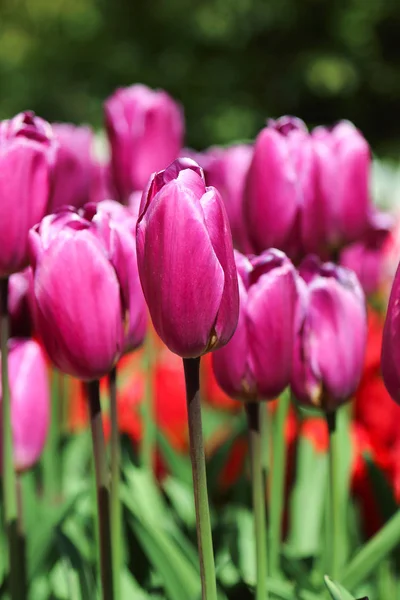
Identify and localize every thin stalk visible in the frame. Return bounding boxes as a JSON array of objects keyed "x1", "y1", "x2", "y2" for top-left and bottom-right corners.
[
  {"x1": 183, "y1": 357, "x2": 217, "y2": 600},
  {"x1": 1, "y1": 278, "x2": 23, "y2": 600},
  {"x1": 269, "y1": 391, "x2": 290, "y2": 576},
  {"x1": 141, "y1": 329, "x2": 155, "y2": 471},
  {"x1": 16, "y1": 475, "x2": 27, "y2": 598},
  {"x1": 245, "y1": 402, "x2": 269, "y2": 600},
  {"x1": 108, "y1": 366, "x2": 121, "y2": 600},
  {"x1": 327, "y1": 411, "x2": 340, "y2": 581},
  {"x1": 43, "y1": 369, "x2": 62, "y2": 502},
  {"x1": 87, "y1": 380, "x2": 114, "y2": 600}
]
